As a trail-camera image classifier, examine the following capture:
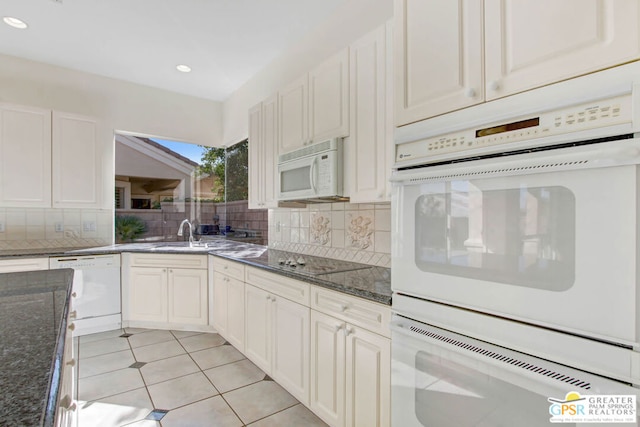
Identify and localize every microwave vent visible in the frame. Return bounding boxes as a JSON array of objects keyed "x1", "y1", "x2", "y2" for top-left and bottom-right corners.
[
  {"x1": 279, "y1": 138, "x2": 340, "y2": 163},
  {"x1": 408, "y1": 324, "x2": 592, "y2": 390}
]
